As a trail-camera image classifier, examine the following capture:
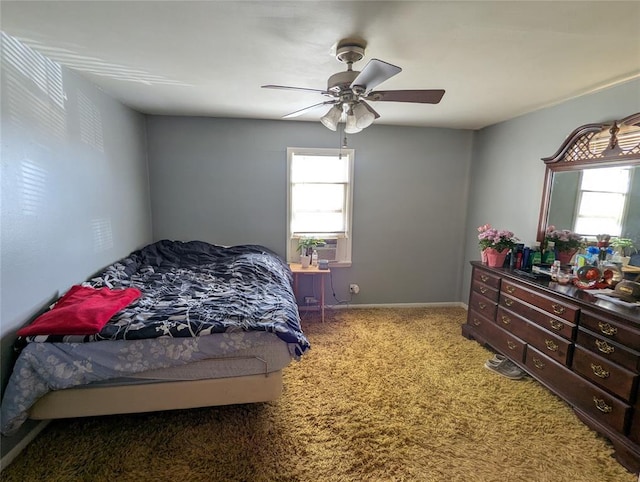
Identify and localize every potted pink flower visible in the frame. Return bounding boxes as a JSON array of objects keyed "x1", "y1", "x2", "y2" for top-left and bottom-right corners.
[{"x1": 478, "y1": 225, "x2": 518, "y2": 267}]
